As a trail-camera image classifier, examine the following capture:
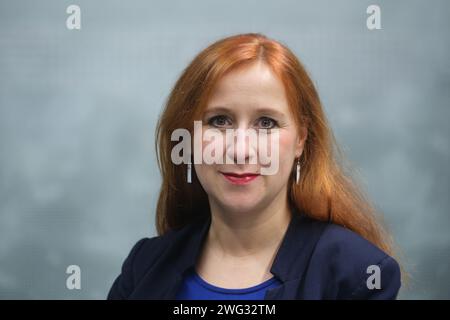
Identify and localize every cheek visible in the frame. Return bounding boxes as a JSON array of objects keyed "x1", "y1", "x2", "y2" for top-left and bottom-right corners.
[
  {"x1": 194, "y1": 162, "x2": 220, "y2": 188},
  {"x1": 276, "y1": 133, "x2": 297, "y2": 171},
  {"x1": 194, "y1": 163, "x2": 214, "y2": 180},
  {"x1": 281, "y1": 135, "x2": 297, "y2": 150},
  {"x1": 193, "y1": 164, "x2": 213, "y2": 193}
]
